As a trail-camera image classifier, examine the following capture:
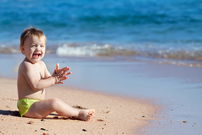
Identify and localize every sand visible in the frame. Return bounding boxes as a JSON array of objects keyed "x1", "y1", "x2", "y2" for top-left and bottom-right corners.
[{"x1": 0, "y1": 78, "x2": 157, "y2": 135}]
